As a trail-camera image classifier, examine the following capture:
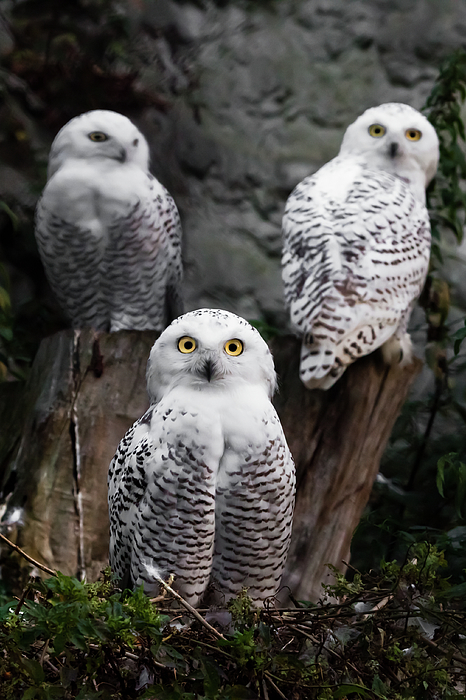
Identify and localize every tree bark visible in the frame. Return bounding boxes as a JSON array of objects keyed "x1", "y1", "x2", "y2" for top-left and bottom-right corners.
[
  {"x1": 0, "y1": 329, "x2": 157, "y2": 585},
  {"x1": 270, "y1": 335, "x2": 422, "y2": 602},
  {"x1": 0, "y1": 330, "x2": 421, "y2": 600}
]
